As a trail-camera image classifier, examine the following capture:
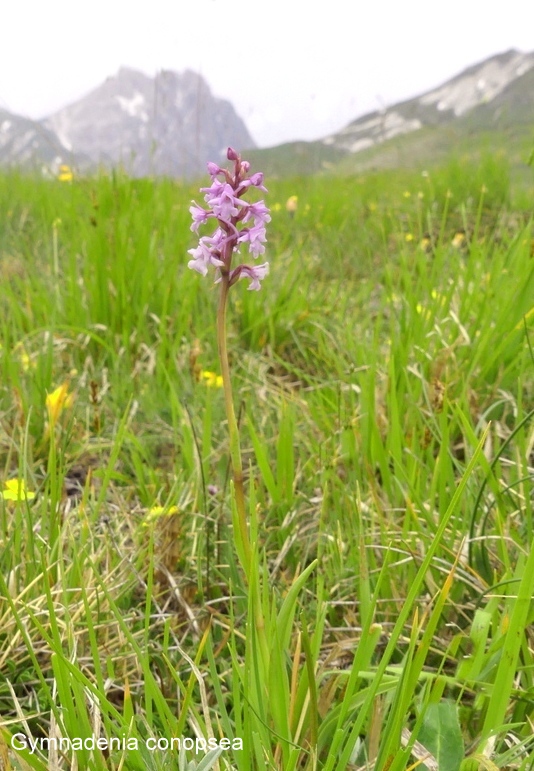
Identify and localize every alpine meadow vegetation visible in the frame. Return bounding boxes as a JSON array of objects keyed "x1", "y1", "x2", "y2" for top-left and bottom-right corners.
[{"x1": 0, "y1": 148, "x2": 533, "y2": 770}]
